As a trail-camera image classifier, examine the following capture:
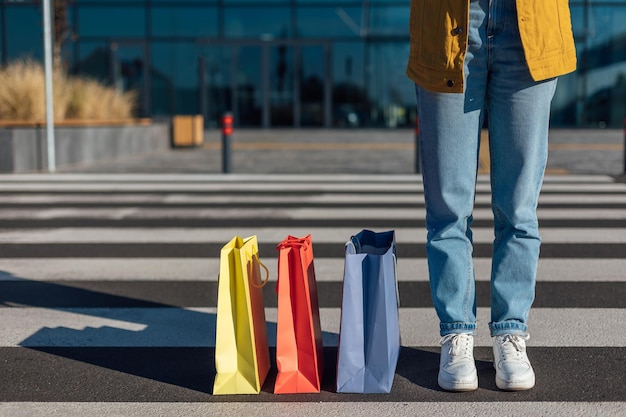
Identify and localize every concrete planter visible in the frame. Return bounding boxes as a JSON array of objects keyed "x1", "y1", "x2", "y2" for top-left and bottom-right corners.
[{"x1": 0, "y1": 119, "x2": 170, "y2": 173}]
